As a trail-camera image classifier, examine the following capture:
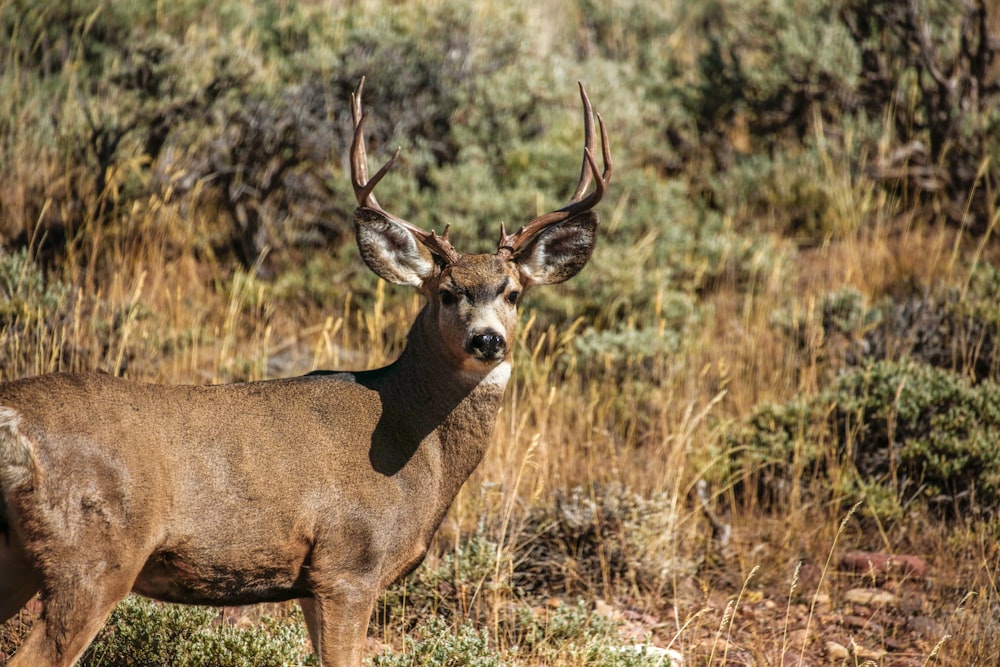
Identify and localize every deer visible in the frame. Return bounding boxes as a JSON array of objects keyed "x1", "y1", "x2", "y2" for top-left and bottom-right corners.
[{"x1": 0, "y1": 78, "x2": 611, "y2": 667}]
